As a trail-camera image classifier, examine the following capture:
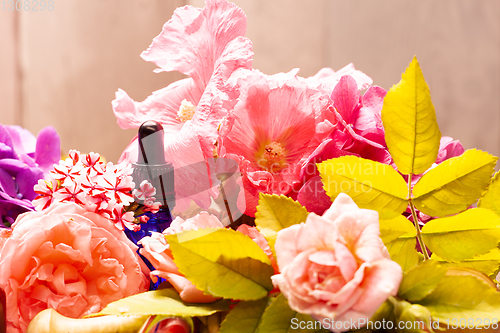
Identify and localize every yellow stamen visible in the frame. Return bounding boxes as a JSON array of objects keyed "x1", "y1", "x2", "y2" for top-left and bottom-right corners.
[
  {"x1": 177, "y1": 99, "x2": 196, "y2": 122},
  {"x1": 257, "y1": 142, "x2": 287, "y2": 173}
]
